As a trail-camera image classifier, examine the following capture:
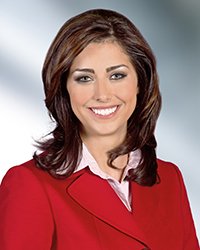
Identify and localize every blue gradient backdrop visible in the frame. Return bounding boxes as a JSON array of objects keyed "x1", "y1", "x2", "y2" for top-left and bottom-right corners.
[{"x1": 0, "y1": 0, "x2": 199, "y2": 239}]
